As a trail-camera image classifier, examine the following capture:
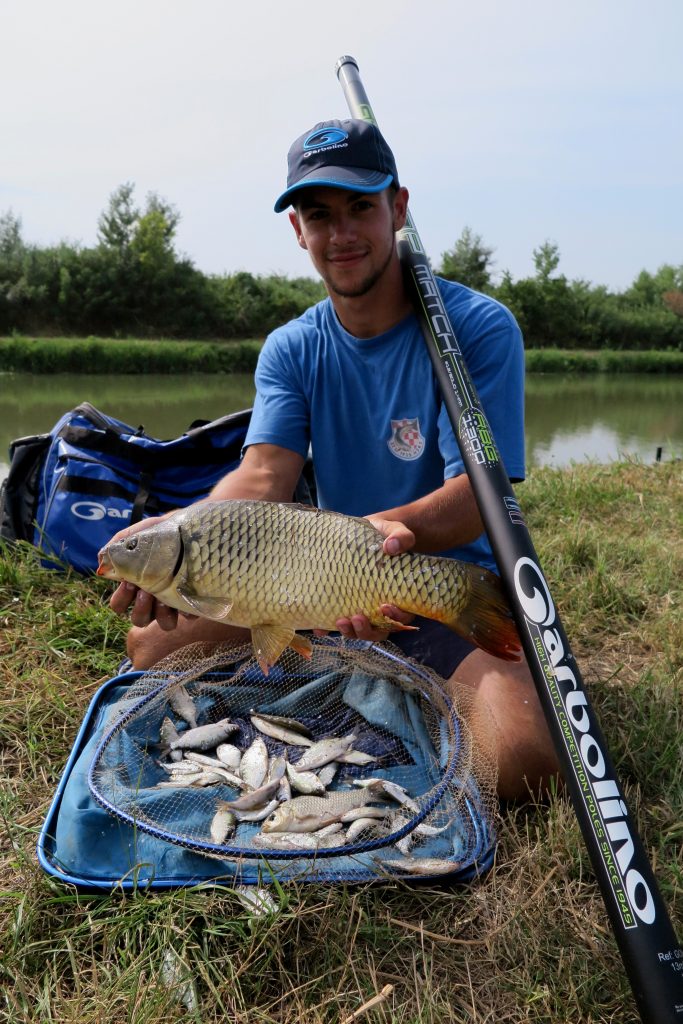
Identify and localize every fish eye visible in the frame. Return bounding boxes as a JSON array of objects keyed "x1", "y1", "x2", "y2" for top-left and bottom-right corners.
[{"x1": 124, "y1": 537, "x2": 138, "y2": 551}]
